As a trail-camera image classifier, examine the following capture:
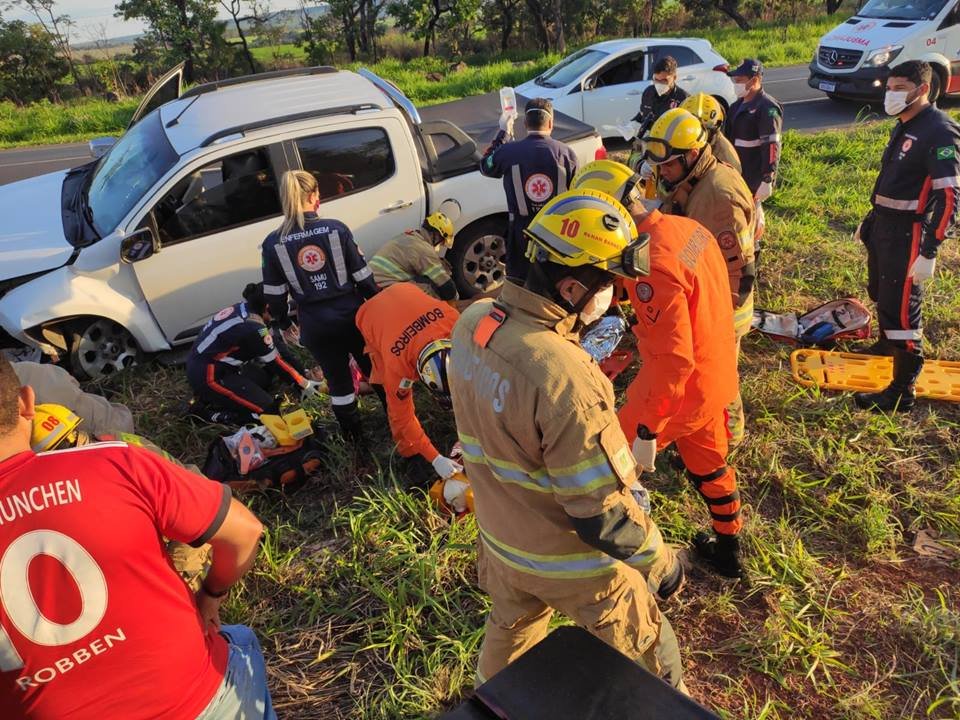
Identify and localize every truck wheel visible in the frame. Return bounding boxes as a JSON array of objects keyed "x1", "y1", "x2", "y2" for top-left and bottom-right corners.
[
  {"x1": 450, "y1": 218, "x2": 507, "y2": 298},
  {"x1": 68, "y1": 318, "x2": 141, "y2": 379}
]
